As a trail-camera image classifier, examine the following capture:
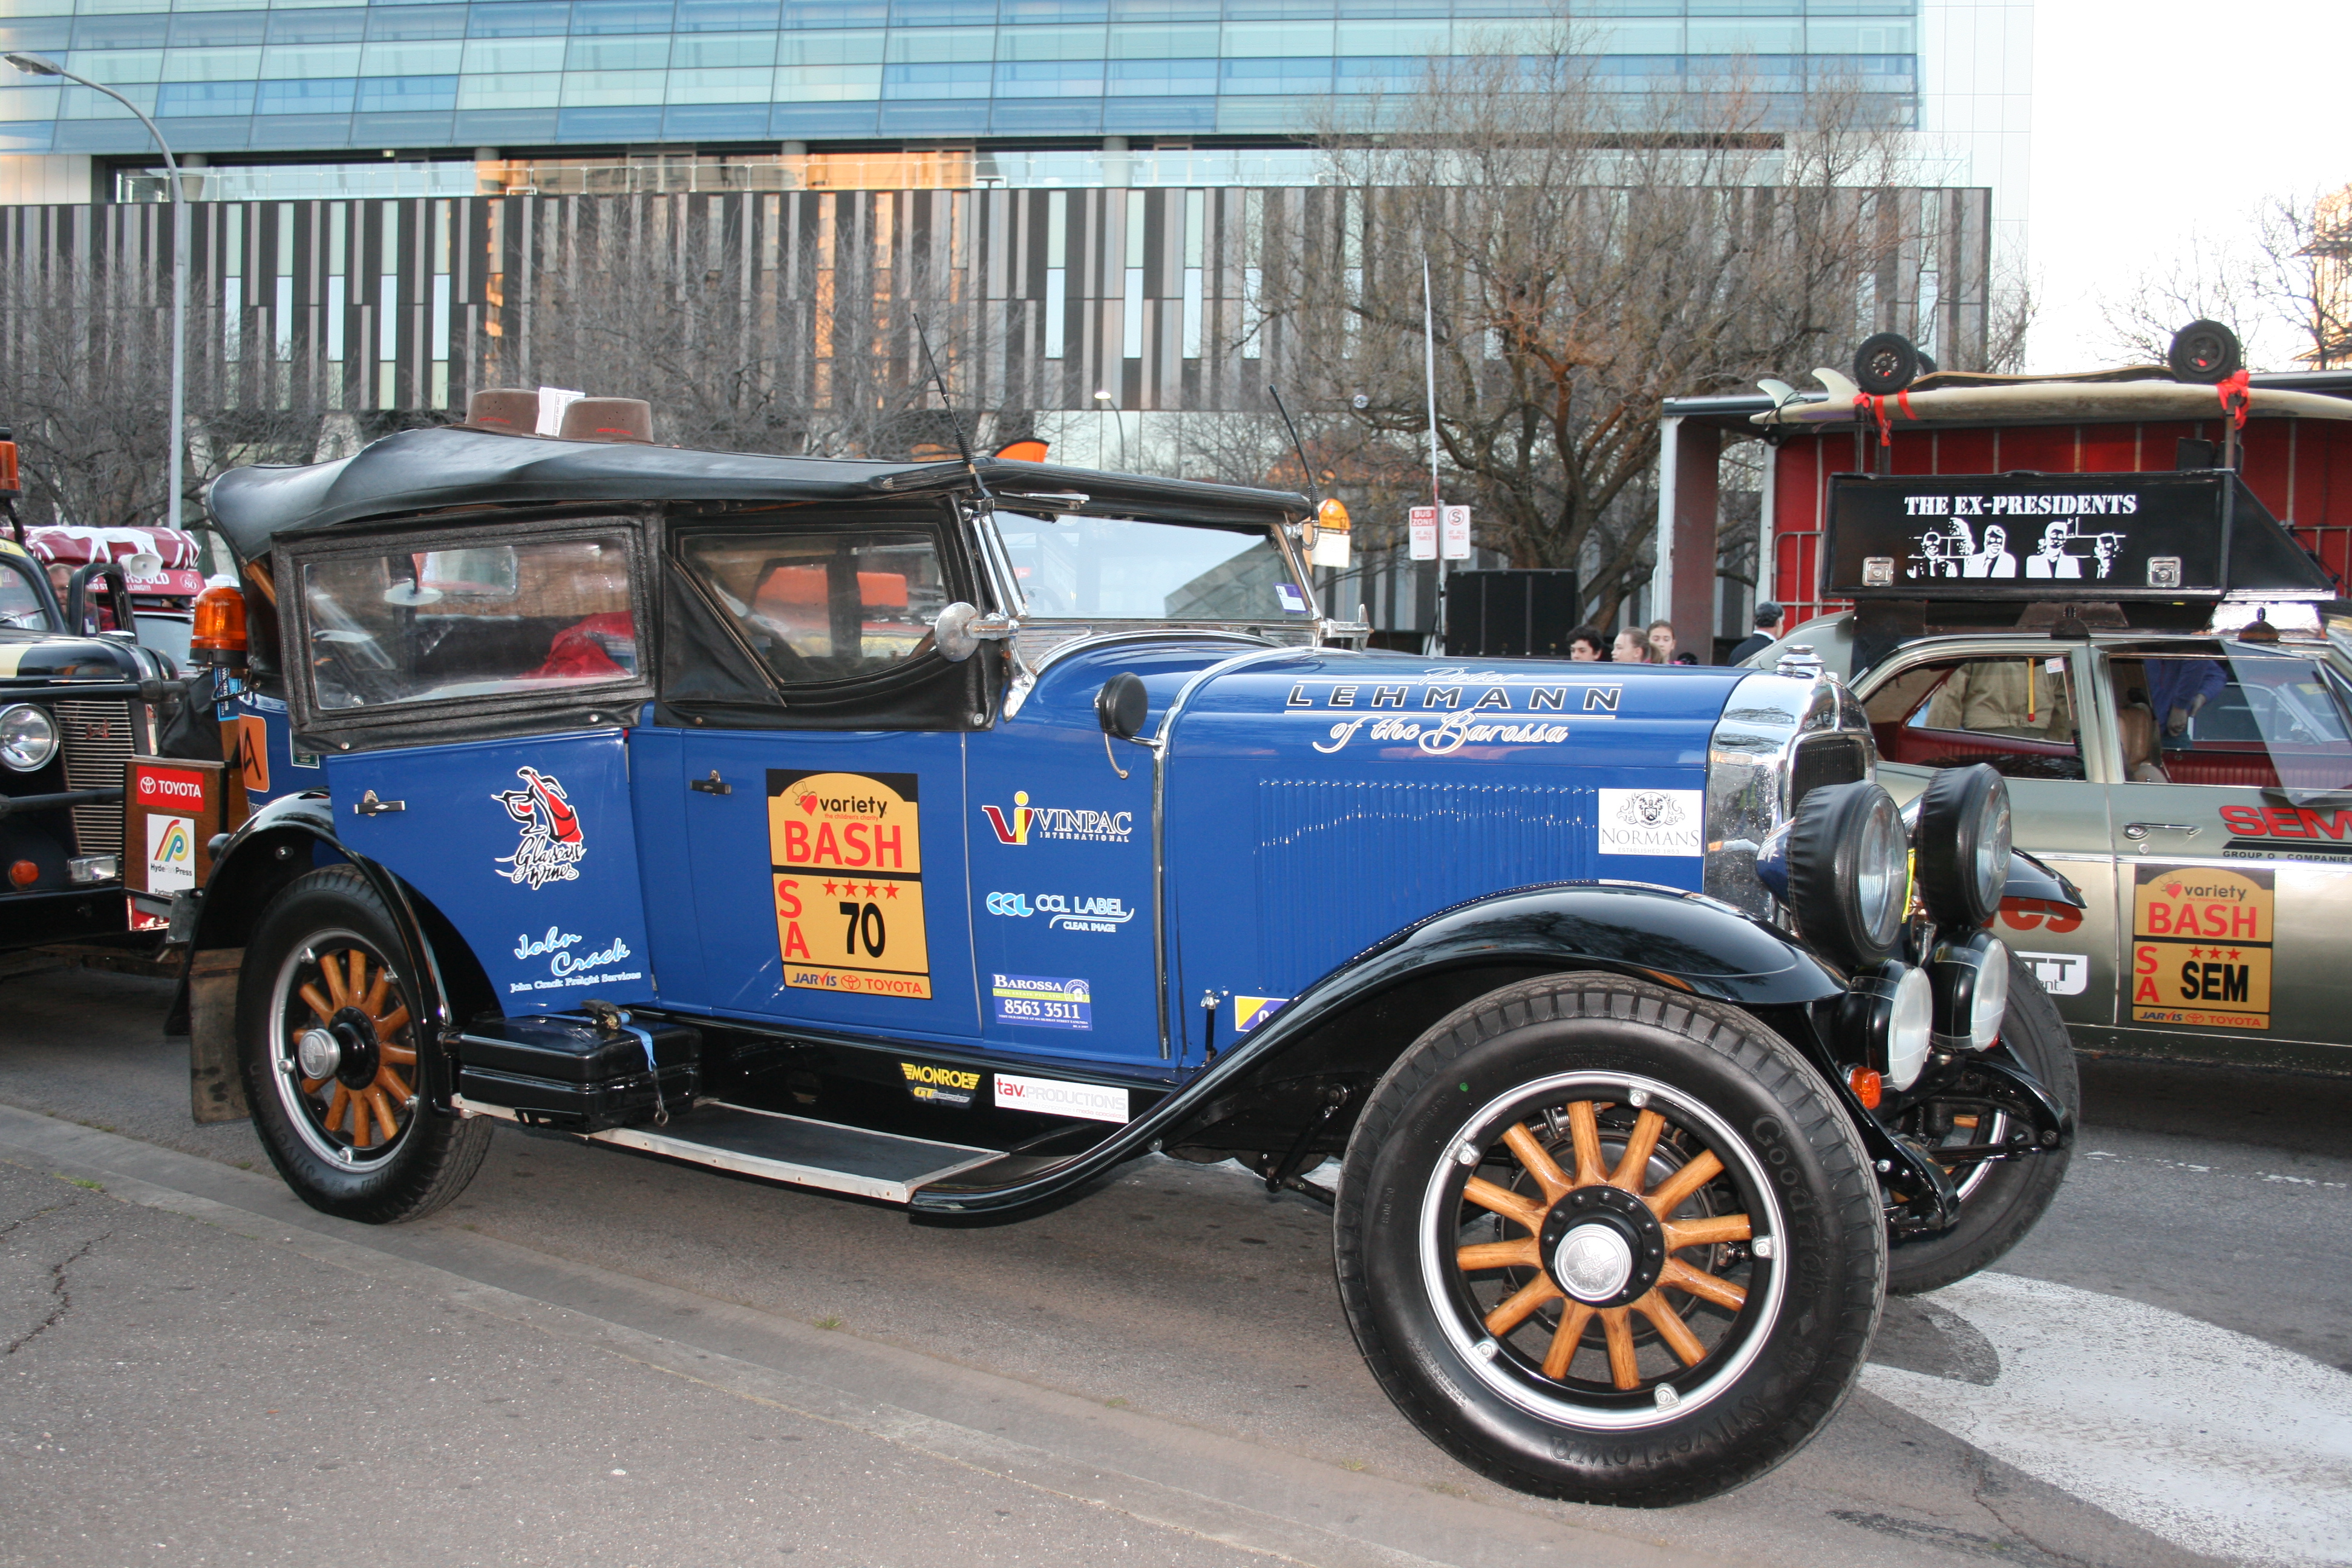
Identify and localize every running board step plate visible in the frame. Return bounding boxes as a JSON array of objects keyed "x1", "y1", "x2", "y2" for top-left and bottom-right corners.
[{"x1": 467, "y1": 1098, "x2": 1000, "y2": 1204}]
